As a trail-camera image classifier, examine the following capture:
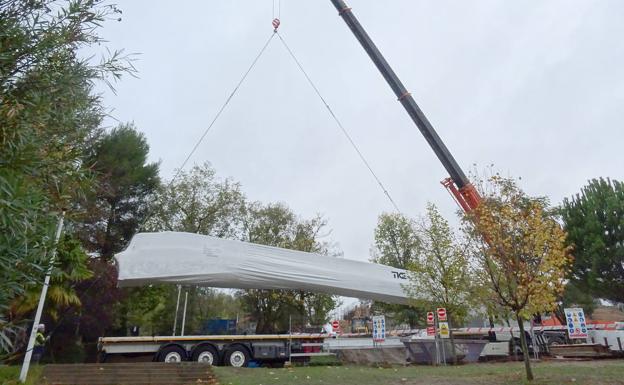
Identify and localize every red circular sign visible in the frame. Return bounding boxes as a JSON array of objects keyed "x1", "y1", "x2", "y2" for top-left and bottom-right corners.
[
  {"x1": 427, "y1": 312, "x2": 434, "y2": 324},
  {"x1": 437, "y1": 308, "x2": 447, "y2": 320},
  {"x1": 332, "y1": 320, "x2": 339, "y2": 330}
]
